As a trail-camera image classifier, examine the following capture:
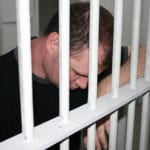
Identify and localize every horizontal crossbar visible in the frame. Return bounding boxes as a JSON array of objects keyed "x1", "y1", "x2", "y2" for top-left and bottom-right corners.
[{"x1": 0, "y1": 78, "x2": 149, "y2": 150}]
